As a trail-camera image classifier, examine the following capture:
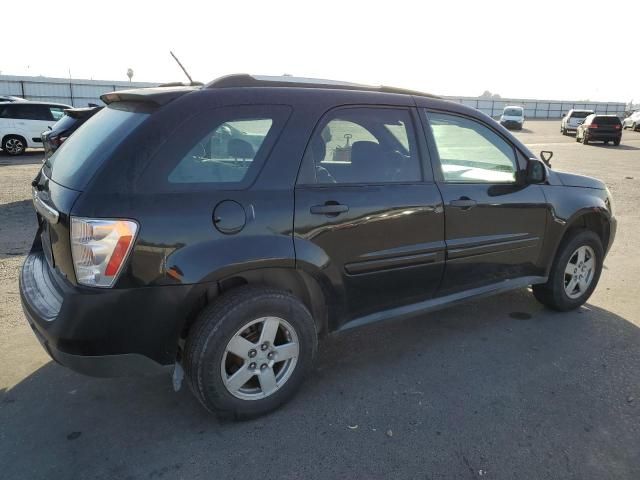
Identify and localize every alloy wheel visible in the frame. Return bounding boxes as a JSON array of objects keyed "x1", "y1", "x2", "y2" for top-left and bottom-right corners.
[
  {"x1": 564, "y1": 245, "x2": 596, "y2": 299},
  {"x1": 221, "y1": 316, "x2": 299, "y2": 400},
  {"x1": 4, "y1": 138, "x2": 24, "y2": 155}
]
